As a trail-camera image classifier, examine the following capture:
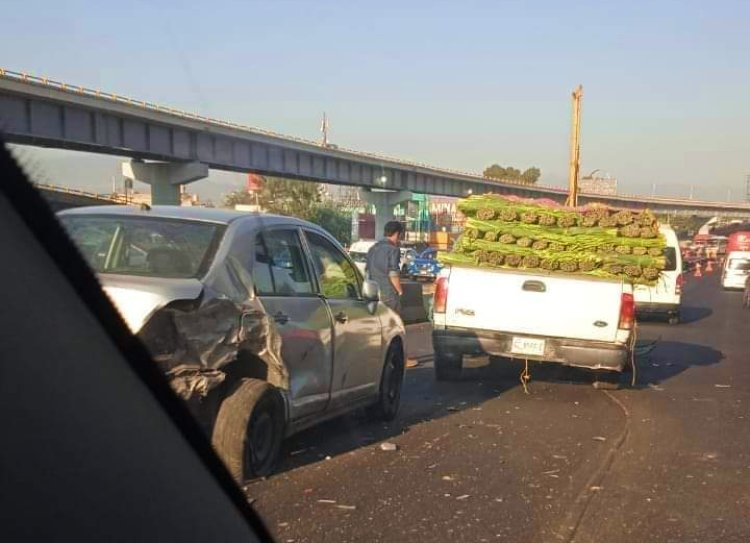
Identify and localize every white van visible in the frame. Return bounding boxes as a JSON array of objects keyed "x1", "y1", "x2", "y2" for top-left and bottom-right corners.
[
  {"x1": 634, "y1": 225, "x2": 683, "y2": 324},
  {"x1": 721, "y1": 251, "x2": 750, "y2": 290},
  {"x1": 348, "y1": 239, "x2": 377, "y2": 274}
]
